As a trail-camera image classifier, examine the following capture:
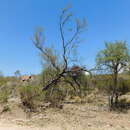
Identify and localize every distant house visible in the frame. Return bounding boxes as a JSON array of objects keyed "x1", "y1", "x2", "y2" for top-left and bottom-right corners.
[{"x1": 20, "y1": 75, "x2": 34, "y2": 82}]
